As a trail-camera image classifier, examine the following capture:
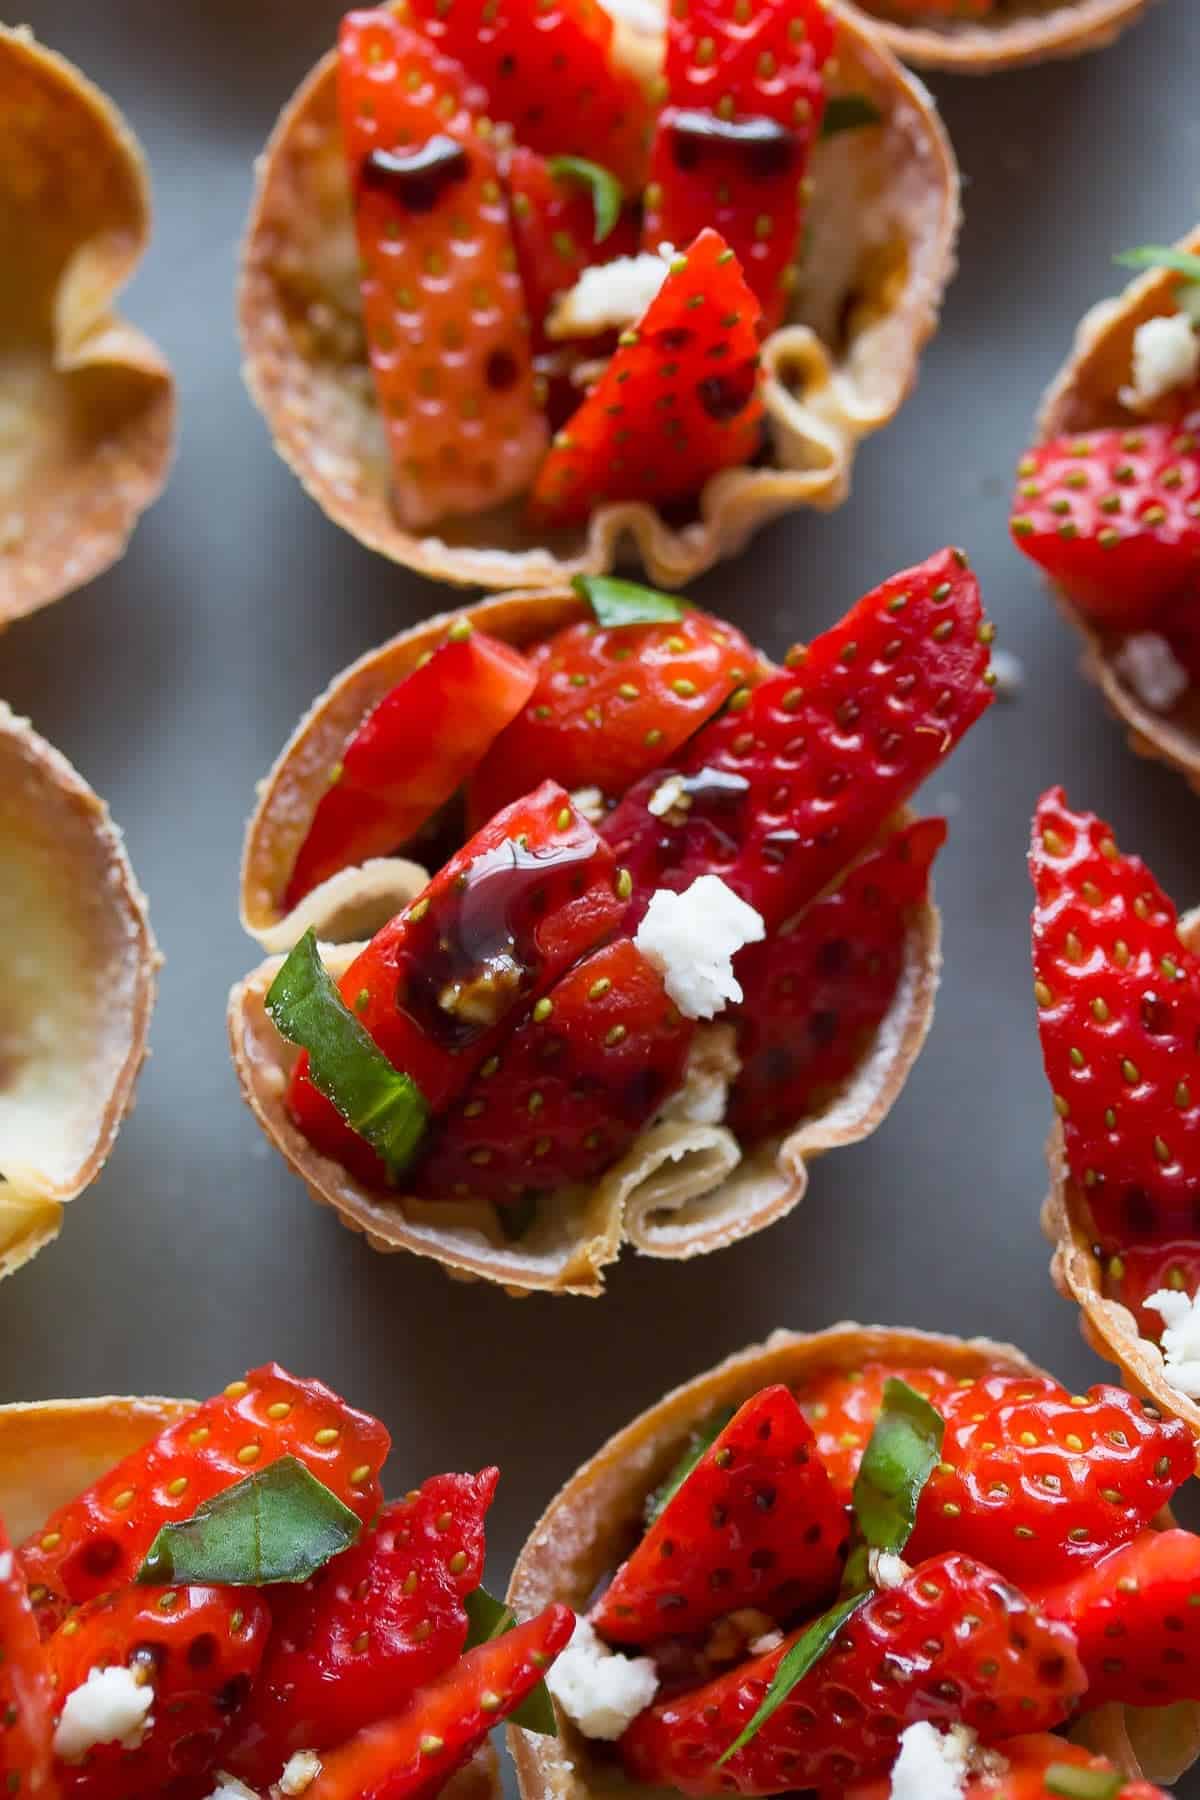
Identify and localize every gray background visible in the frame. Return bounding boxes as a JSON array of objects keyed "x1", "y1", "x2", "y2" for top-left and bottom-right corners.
[{"x1": 3, "y1": 0, "x2": 1200, "y2": 1782}]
